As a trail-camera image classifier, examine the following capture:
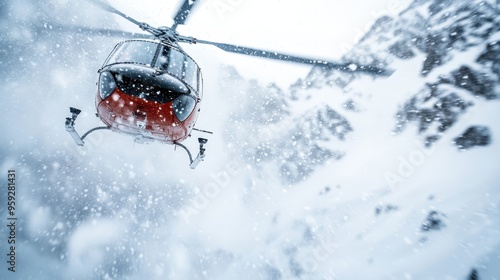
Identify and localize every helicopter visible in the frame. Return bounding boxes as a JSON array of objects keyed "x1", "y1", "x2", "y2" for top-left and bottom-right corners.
[{"x1": 65, "y1": 0, "x2": 392, "y2": 169}]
